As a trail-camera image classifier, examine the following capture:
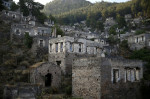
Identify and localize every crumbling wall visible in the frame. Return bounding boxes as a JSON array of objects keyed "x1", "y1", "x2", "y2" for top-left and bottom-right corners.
[{"x1": 30, "y1": 62, "x2": 61, "y2": 88}]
